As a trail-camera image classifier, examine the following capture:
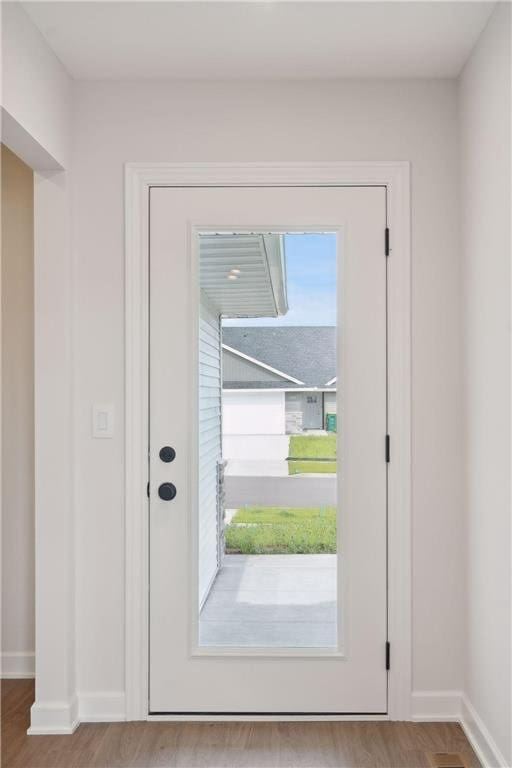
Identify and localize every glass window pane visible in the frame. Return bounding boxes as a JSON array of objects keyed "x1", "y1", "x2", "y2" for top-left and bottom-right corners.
[{"x1": 197, "y1": 232, "x2": 338, "y2": 650}]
